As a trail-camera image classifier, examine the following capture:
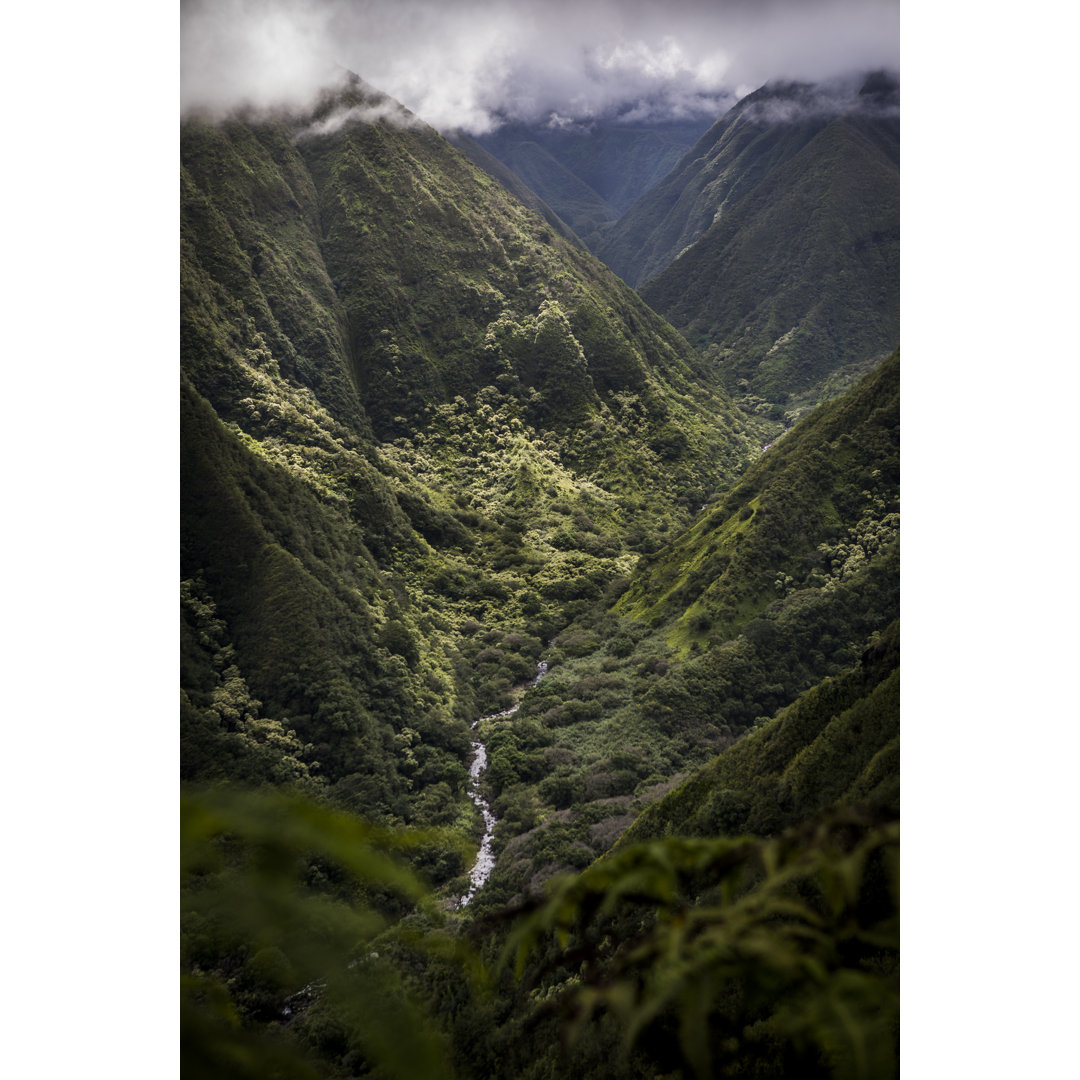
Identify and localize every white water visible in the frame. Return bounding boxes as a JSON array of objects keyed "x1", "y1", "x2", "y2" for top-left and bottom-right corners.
[{"x1": 458, "y1": 660, "x2": 548, "y2": 908}]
